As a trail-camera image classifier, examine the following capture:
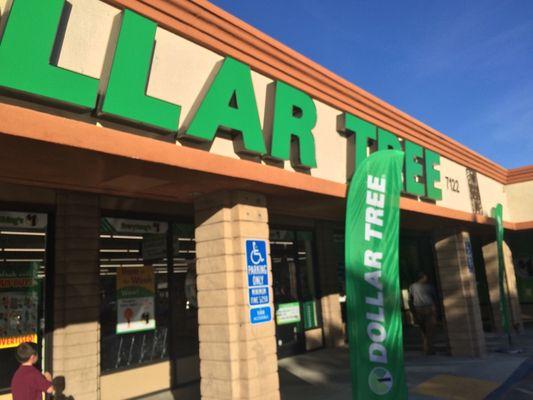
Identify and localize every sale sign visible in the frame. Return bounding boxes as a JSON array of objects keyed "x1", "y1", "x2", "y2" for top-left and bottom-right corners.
[
  {"x1": 0, "y1": 263, "x2": 39, "y2": 349},
  {"x1": 116, "y1": 266, "x2": 156, "y2": 334}
]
